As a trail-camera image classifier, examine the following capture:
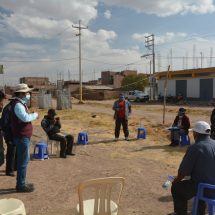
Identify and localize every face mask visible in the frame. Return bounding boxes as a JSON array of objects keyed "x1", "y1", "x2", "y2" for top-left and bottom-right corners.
[{"x1": 23, "y1": 94, "x2": 31, "y2": 103}]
